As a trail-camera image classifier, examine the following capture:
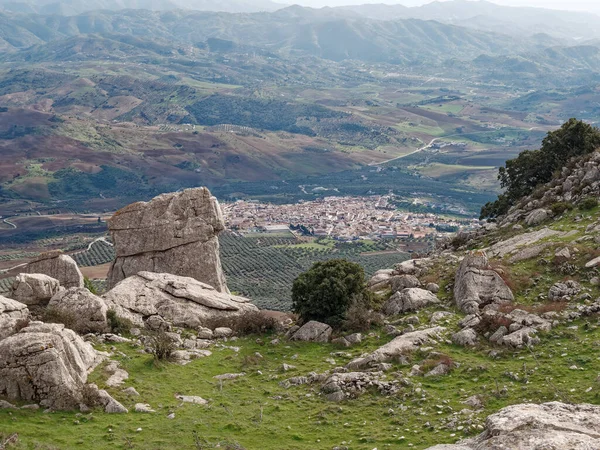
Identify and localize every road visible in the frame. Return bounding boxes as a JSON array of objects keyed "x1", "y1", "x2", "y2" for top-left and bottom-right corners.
[{"x1": 1, "y1": 217, "x2": 17, "y2": 229}]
